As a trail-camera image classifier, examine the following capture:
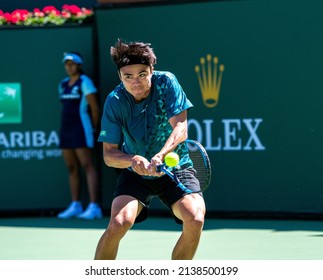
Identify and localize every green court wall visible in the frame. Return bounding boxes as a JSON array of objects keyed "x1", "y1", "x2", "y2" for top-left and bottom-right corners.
[
  {"x1": 95, "y1": 0, "x2": 323, "y2": 216},
  {"x1": 1, "y1": 0, "x2": 323, "y2": 217},
  {"x1": 0, "y1": 25, "x2": 114, "y2": 211}
]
